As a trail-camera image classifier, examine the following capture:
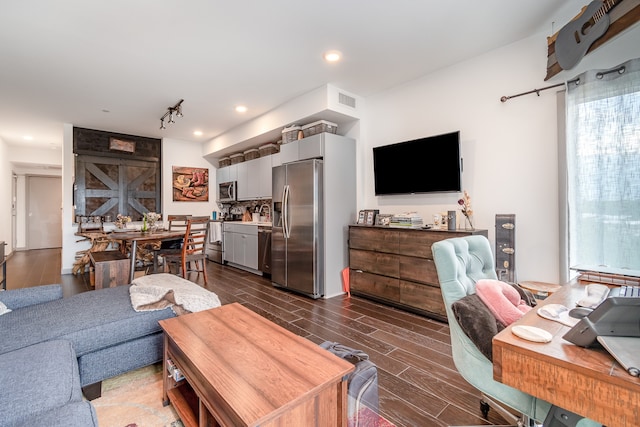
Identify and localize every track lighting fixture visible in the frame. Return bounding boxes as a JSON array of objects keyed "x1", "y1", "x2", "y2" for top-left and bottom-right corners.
[{"x1": 160, "y1": 99, "x2": 184, "y2": 130}]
